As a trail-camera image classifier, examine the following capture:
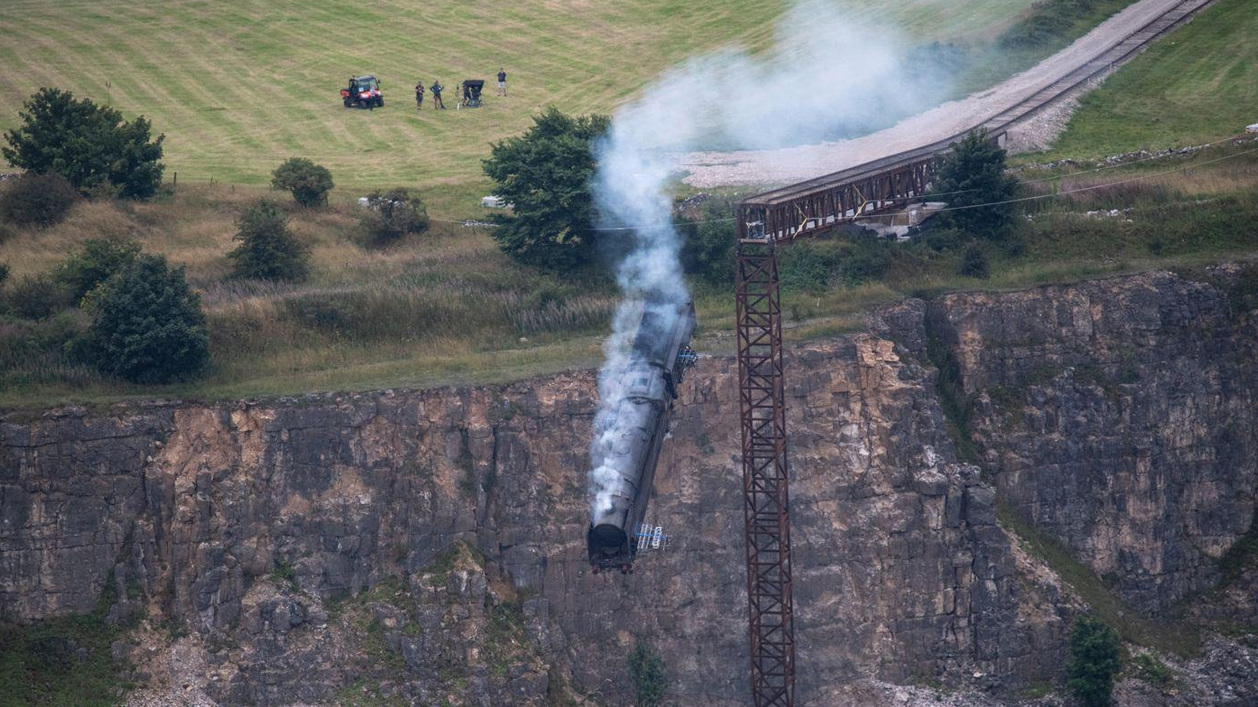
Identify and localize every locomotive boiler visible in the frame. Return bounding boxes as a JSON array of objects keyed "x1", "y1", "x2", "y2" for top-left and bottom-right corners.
[{"x1": 587, "y1": 299, "x2": 697, "y2": 574}]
